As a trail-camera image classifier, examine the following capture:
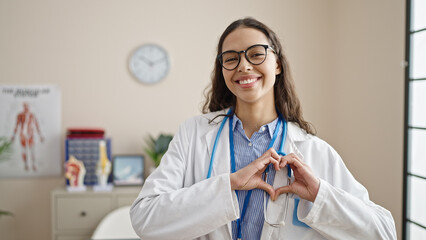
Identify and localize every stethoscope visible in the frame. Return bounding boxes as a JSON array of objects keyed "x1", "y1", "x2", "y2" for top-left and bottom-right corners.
[{"x1": 206, "y1": 109, "x2": 292, "y2": 239}]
